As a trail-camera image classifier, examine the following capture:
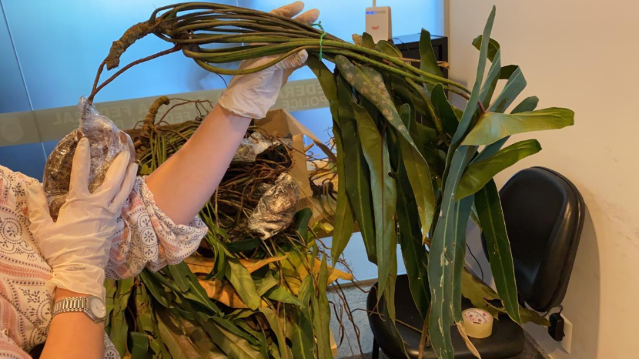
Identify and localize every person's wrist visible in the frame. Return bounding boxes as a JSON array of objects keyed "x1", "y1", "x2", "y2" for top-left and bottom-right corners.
[
  {"x1": 55, "y1": 288, "x2": 91, "y2": 300},
  {"x1": 48, "y1": 264, "x2": 107, "y2": 300},
  {"x1": 216, "y1": 93, "x2": 263, "y2": 120},
  {"x1": 216, "y1": 103, "x2": 251, "y2": 122}
]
